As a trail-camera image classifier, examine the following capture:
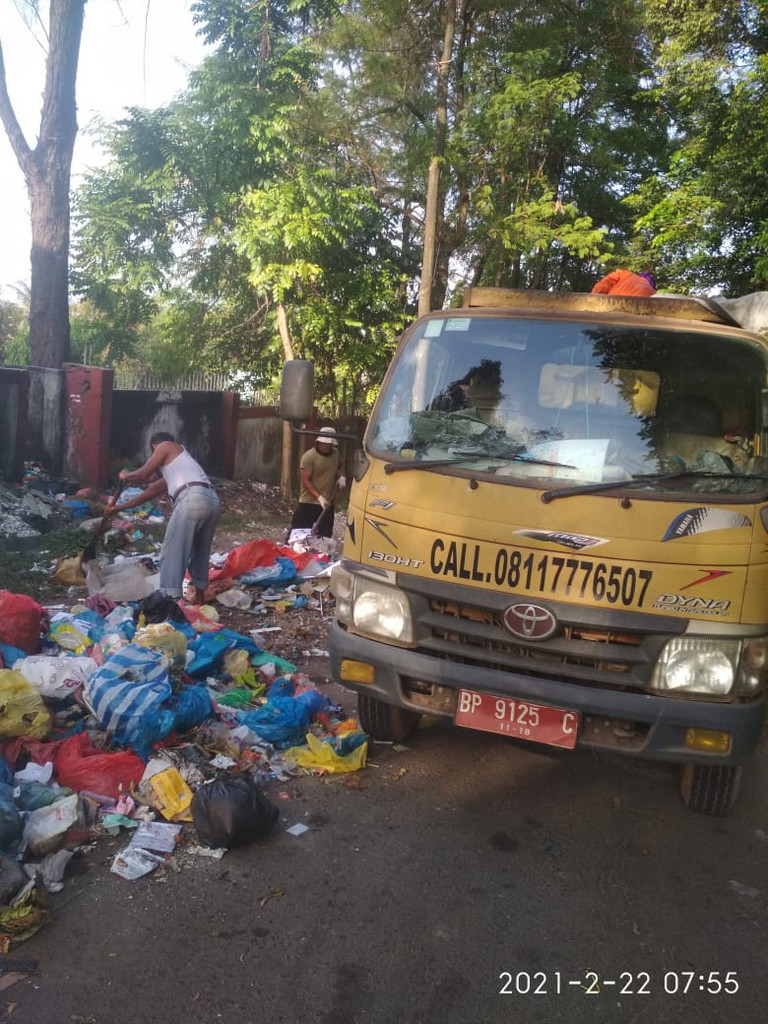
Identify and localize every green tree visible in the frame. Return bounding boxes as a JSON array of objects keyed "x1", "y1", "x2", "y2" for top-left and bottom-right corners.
[
  {"x1": 71, "y1": 0, "x2": 408, "y2": 409},
  {"x1": 236, "y1": 166, "x2": 408, "y2": 415},
  {"x1": 630, "y1": 0, "x2": 768, "y2": 292},
  {"x1": 71, "y1": 0, "x2": 687, "y2": 409},
  {"x1": 0, "y1": 295, "x2": 27, "y2": 364}
]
